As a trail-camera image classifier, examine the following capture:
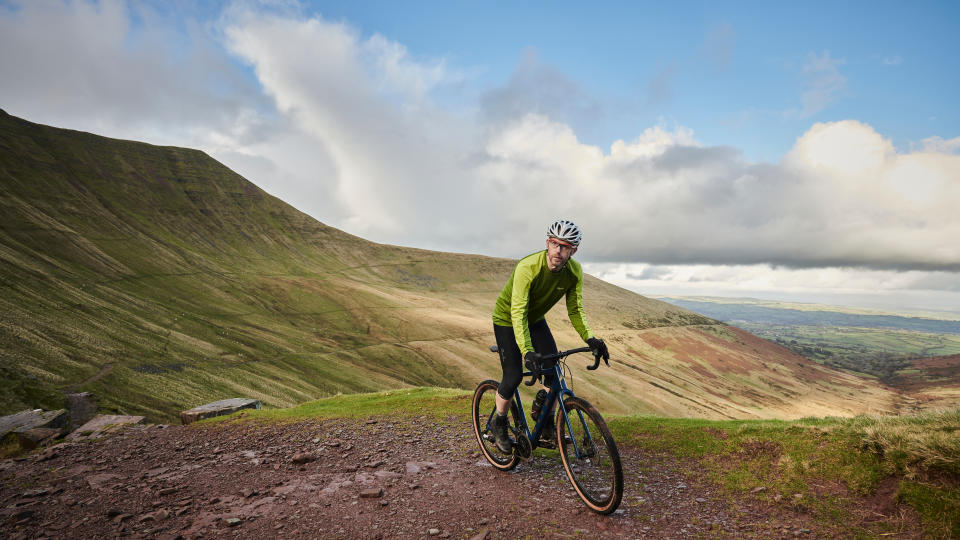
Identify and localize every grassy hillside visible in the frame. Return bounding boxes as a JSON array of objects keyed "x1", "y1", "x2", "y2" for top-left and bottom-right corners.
[{"x1": 0, "y1": 110, "x2": 902, "y2": 422}]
